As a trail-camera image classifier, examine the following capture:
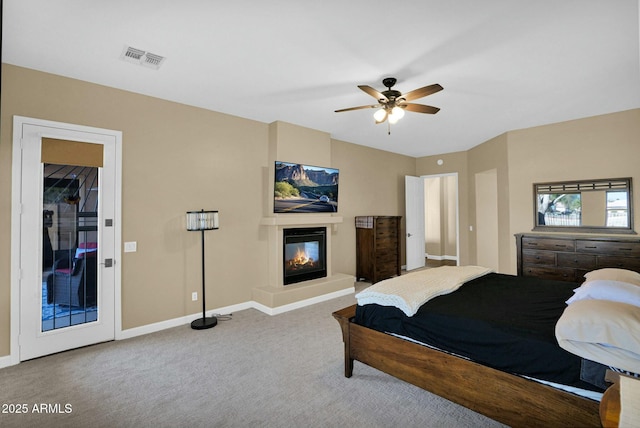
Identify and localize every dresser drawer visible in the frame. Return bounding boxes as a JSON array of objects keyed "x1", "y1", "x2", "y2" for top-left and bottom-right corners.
[
  {"x1": 375, "y1": 265, "x2": 399, "y2": 279},
  {"x1": 516, "y1": 233, "x2": 640, "y2": 282},
  {"x1": 522, "y1": 250, "x2": 556, "y2": 265},
  {"x1": 522, "y1": 266, "x2": 576, "y2": 282},
  {"x1": 522, "y1": 237, "x2": 575, "y2": 252},
  {"x1": 376, "y1": 236, "x2": 398, "y2": 251},
  {"x1": 557, "y1": 253, "x2": 597, "y2": 270},
  {"x1": 577, "y1": 240, "x2": 640, "y2": 257},
  {"x1": 375, "y1": 248, "x2": 398, "y2": 263},
  {"x1": 596, "y1": 256, "x2": 640, "y2": 271}
]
